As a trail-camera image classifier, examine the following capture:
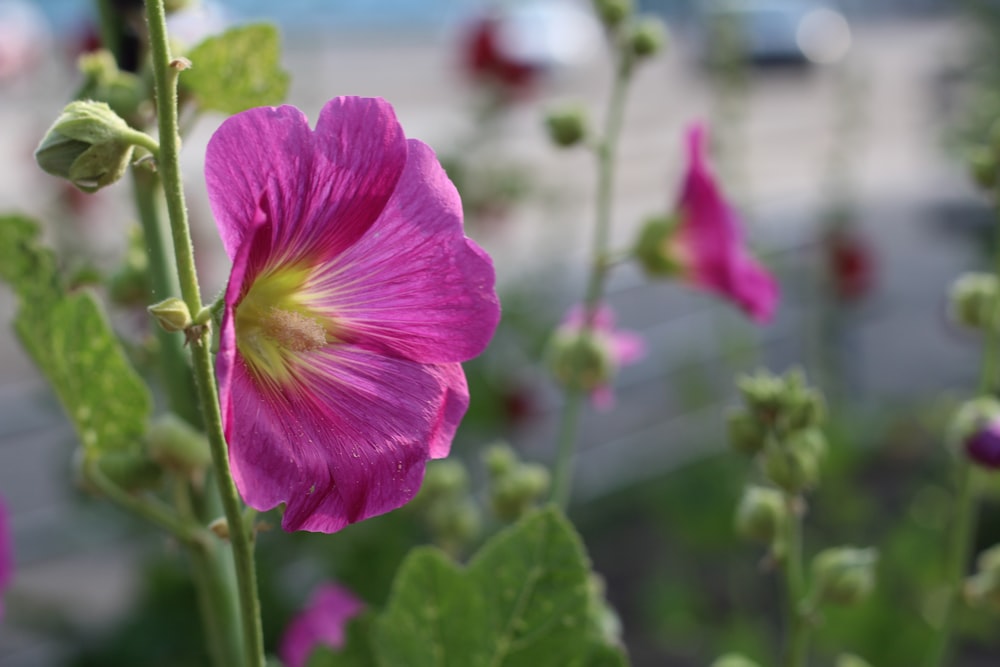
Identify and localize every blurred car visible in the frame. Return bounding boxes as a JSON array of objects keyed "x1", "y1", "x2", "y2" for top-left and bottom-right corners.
[{"x1": 695, "y1": 0, "x2": 851, "y2": 66}]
